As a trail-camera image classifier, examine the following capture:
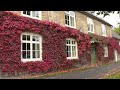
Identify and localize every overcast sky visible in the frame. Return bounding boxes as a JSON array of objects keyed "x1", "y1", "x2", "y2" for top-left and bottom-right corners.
[{"x1": 95, "y1": 11, "x2": 120, "y2": 28}]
